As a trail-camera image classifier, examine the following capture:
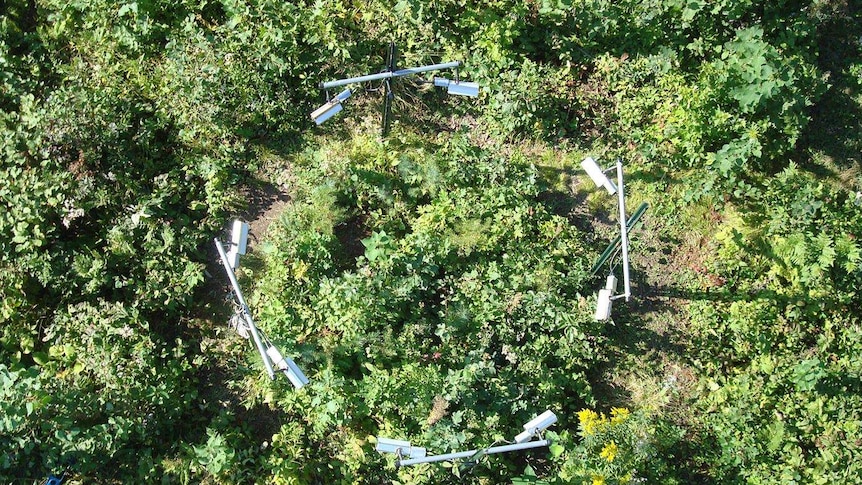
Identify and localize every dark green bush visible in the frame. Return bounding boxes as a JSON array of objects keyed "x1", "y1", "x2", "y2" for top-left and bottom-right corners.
[{"x1": 248, "y1": 135, "x2": 600, "y2": 483}]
